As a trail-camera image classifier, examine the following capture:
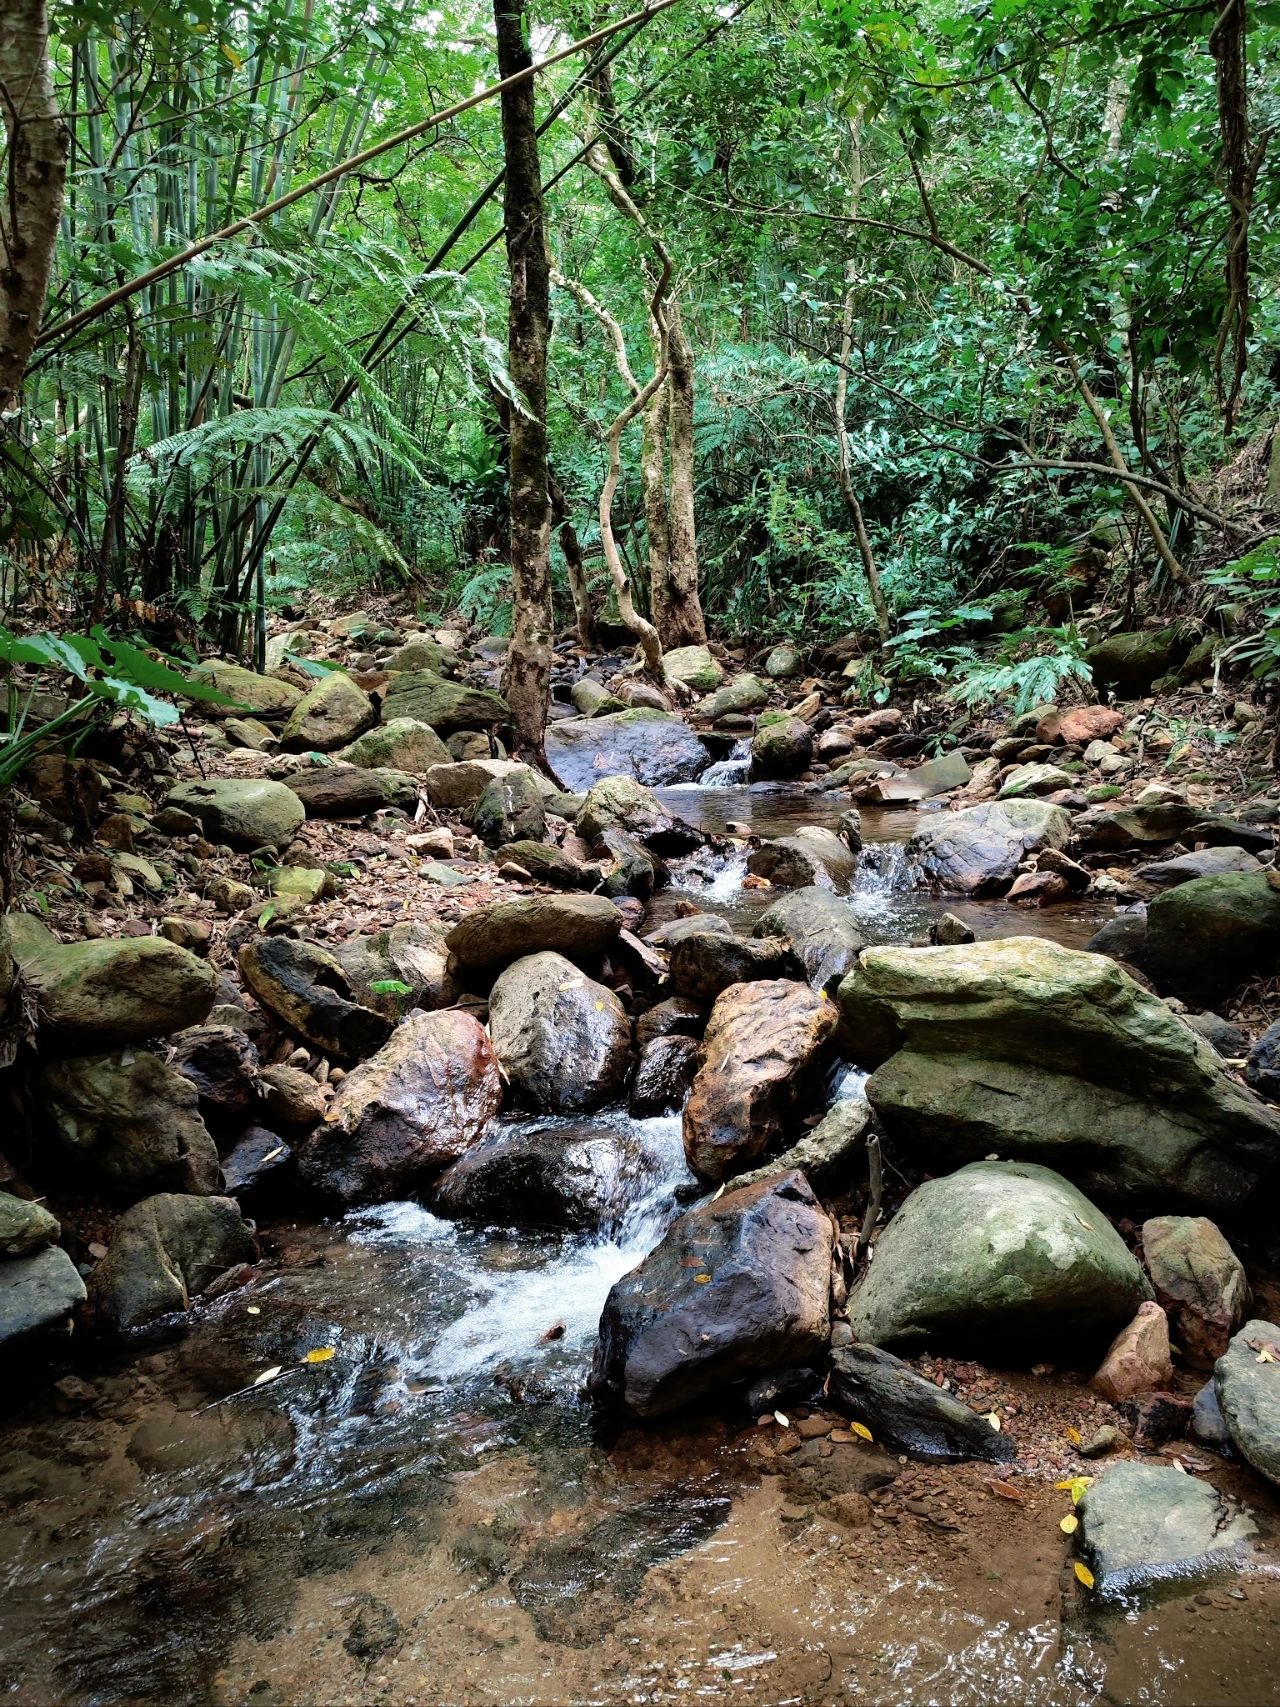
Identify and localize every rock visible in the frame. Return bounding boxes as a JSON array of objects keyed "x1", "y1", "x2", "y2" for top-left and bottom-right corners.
[
  {"x1": 0, "y1": 1192, "x2": 59, "y2": 1258},
  {"x1": 1187, "y1": 1011, "x2": 1250, "y2": 1058},
  {"x1": 746, "y1": 829, "x2": 855, "y2": 891},
  {"x1": 238, "y1": 937, "x2": 392, "y2": 1064},
  {"x1": 0, "y1": 1247, "x2": 86, "y2": 1352},
  {"x1": 731, "y1": 1091, "x2": 870, "y2": 1194},
  {"x1": 1246, "y1": 1020, "x2": 1280, "y2": 1101},
  {"x1": 190, "y1": 662, "x2": 303, "y2": 721},
  {"x1": 1037, "y1": 705, "x2": 1124, "y2": 746},
  {"x1": 1085, "y1": 910, "x2": 1149, "y2": 969},
  {"x1": 1142, "y1": 1216, "x2": 1250, "y2": 1368},
  {"x1": 695, "y1": 673, "x2": 770, "y2": 720},
  {"x1": 424, "y1": 759, "x2": 525, "y2": 813},
  {"x1": 167, "y1": 1025, "x2": 261, "y2": 1126},
  {"x1": 546, "y1": 708, "x2": 709, "y2": 791},
  {"x1": 1077, "y1": 1460, "x2": 1256, "y2": 1598},
  {"x1": 494, "y1": 842, "x2": 589, "y2": 888},
  {"x1": 471, "y1": 767, "x2": 546, "y2": 847},
  {"x1": 750, "y1": 715, "x2": 812, "y2": 779},
  {"x1": 596, "y1": 828, "x2": 660, "y2": 900},
  {"x1": 220, "y1": 1126, "x2": 295, "y2": 1207},
  {"x1": 930, "y1": 912, "x2": 975, "y2": 945},
  {"x1": 668, "y1": 931, "x2": 792, "y2": 1001},
  {"x1": 281, "y1": 671, "x2": 375, "y2": 752},
  {"x1": 571, "y1": 677, "x2": 623, "y2": 716},
  {"x1": 4, "y1": 914, "x2": 216, "y2": 1050},
  {"x1": 630, "y1": 1035, "x2": 701, "y2": 1117},
  {"x1": 164, "y1": 778, "x2": 305, "y2": 850},
  {"x1": 1191, "y1": 1379, "x2": 1233, "y2": 1449},
  {"x1": 577, "y1": 776, "x2": 702, "y2": 855},
  {"x1": 634, "y1": 995, "x2": 706, "y2": 1049},
  {"x1": 997, "y1": 762, "x2": 1074, "y2": 799},
  {"x1": 838, "y1": 937, "x2": 1280, "y2": 1214},
  {"x1": 906, "y1": 799, "x2": 1071, "y2": 894},
  {"x1": 683, "y1": 979, "x2": 839, "y2": 1181},
  {"x1": 828, "y1": 1344, "x2": 1016, "y2": 1465},
  {"x1": 344, "y1": 1597, "x2": 400, "y2": 1663},
  {"x1": 339, "y1": 717, "x2": 451, "y2": 774},
  {"x1": 1215, "y1": 1318, "x2": 1280, "y2": 1487},
  {"x1": 851, "y1": 1161, "x2": 1151, "y2": 1354},
  {"x1": 284, "y1": 764, "x2": 418, "y2": 818},
  {"x1": 1091, "y1": 1301, "x2": 1174, "y2": 1402},
  {"x1": 663, "y1": 645, "x2": 723, "y2": 693},
  {"x1": 861, "y1": 750, "x2": 971, "y2": 804},
  {"x1": 590, "y1": 1172, "x2": 833, "y2": 1418},
  {"x1": 1137, "y1": 847, "x2": 1263, "y2": 886},
  {"x1": 35, "y1": 1050, "x2": 222, "y2": 1196},
  {"x1": 488, "y1": 952, "x2": 630, "y2": 1113},
  {"x1": 332, "y1": 922, "x2": 451, "y2": 1016},
  {"x1": 1185, "y1": 815, "x2": 1275, "y2": 855},
  {"x1": 386, "y1": 635, "x2": 445, "y2": 674},
  {"x1": 764, "y1": 642, "x2": 803, "y2": 679},
  {"x1": 434, "y1": 1117, "x2": 657, "y2": 1231},
  {"x1": 257, "y1": 1063, "x2": 325, "y2": 1130},
  {"x1": 1073, "y1": 801, "x2": 1201, "y2": 853},
  {"x1": 297, "y1": 1009, "x2": 502, "y2": 1204},
  {"x1": 754, "y1": 887, "x2": 866, "y2": 993},
  {"x1": 382, "y1": 671, "x2": 509, "y2": 733},
  {"x1": 90, "y1": 1193, "x2": 257, "y2": 1332},
  {"x1": 1144, "y1": 872, "x2": 1280, "y2": 1001},
  {"x1": 1085, "y1": 627, "x2": 1191, "y2": 696},
  {"x1": 446, "y1": 894, "x2": 621, "y2": 972},
  {"x1": 267, "y1": 865, "x2": 330, "y2": 908}
]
